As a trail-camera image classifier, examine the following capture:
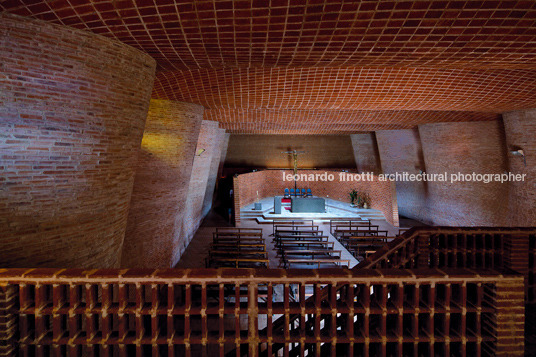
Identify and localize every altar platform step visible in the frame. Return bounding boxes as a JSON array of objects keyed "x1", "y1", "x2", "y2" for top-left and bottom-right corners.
[{"x1": 239, "y1": 197, "x2": 388, "y2": 224}]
